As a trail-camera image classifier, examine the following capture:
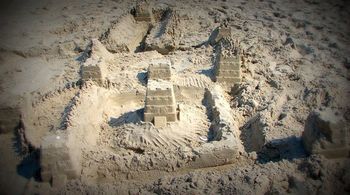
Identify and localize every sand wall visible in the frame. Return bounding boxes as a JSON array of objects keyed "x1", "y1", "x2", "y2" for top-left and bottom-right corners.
[{"x1": 100, "y1": 14, "x2": 150, "y2": 53}]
